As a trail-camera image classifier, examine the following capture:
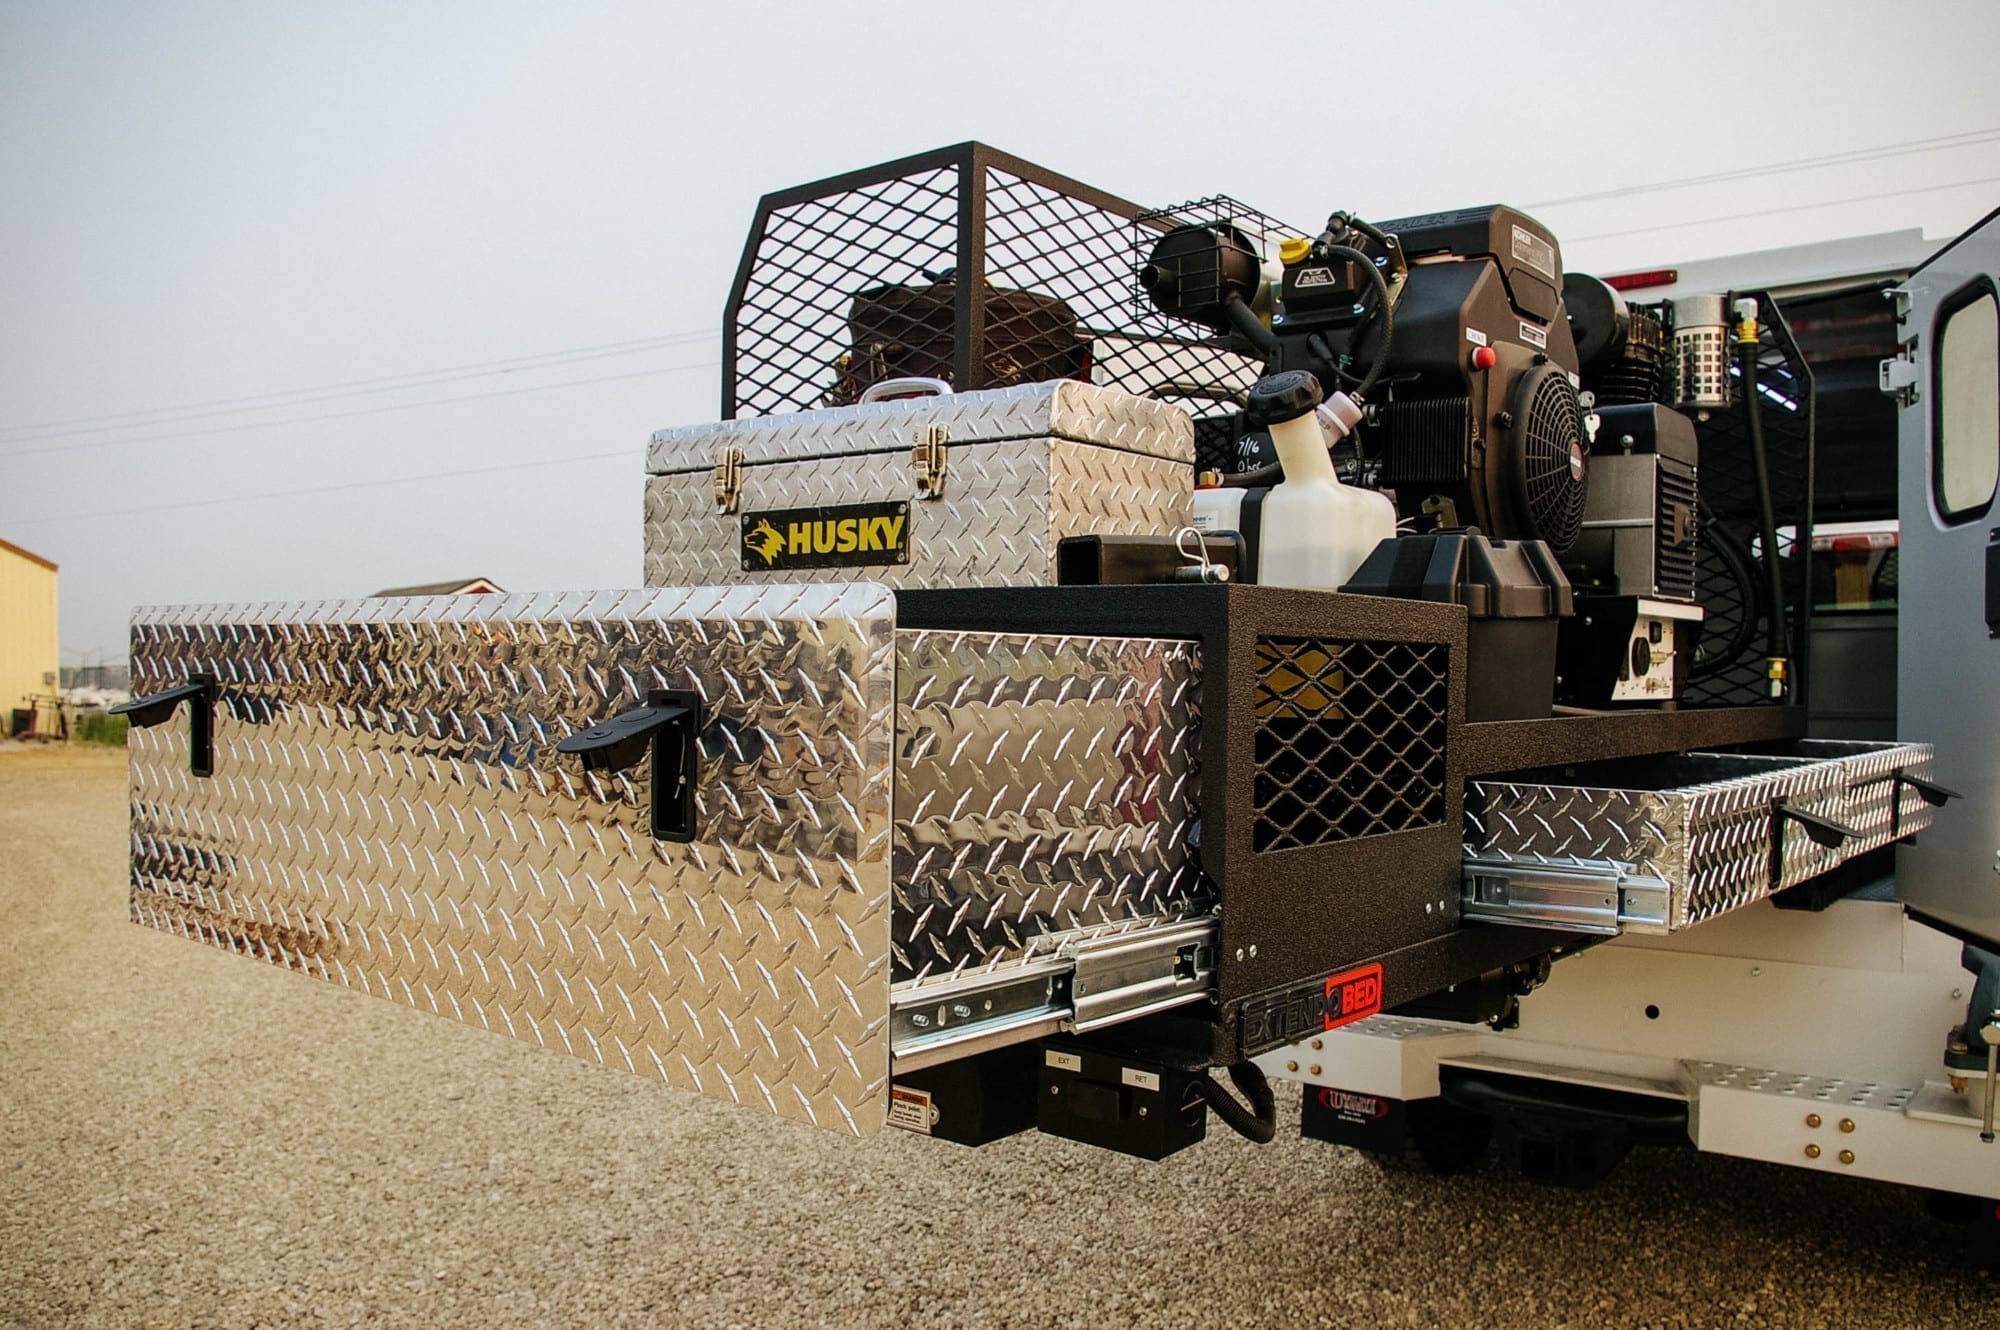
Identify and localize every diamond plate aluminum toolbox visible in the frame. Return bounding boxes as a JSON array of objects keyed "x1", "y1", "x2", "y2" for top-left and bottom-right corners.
[
  {"x1": 642, "y1": 381, "x2": 1193, "y2": 591},
  {"x1": 125, "y1": 587, "x2": 1207, "y2": 1137},
  {"x1": 1462, "y1": 744, "x2": 1934, "y2": 935}
]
